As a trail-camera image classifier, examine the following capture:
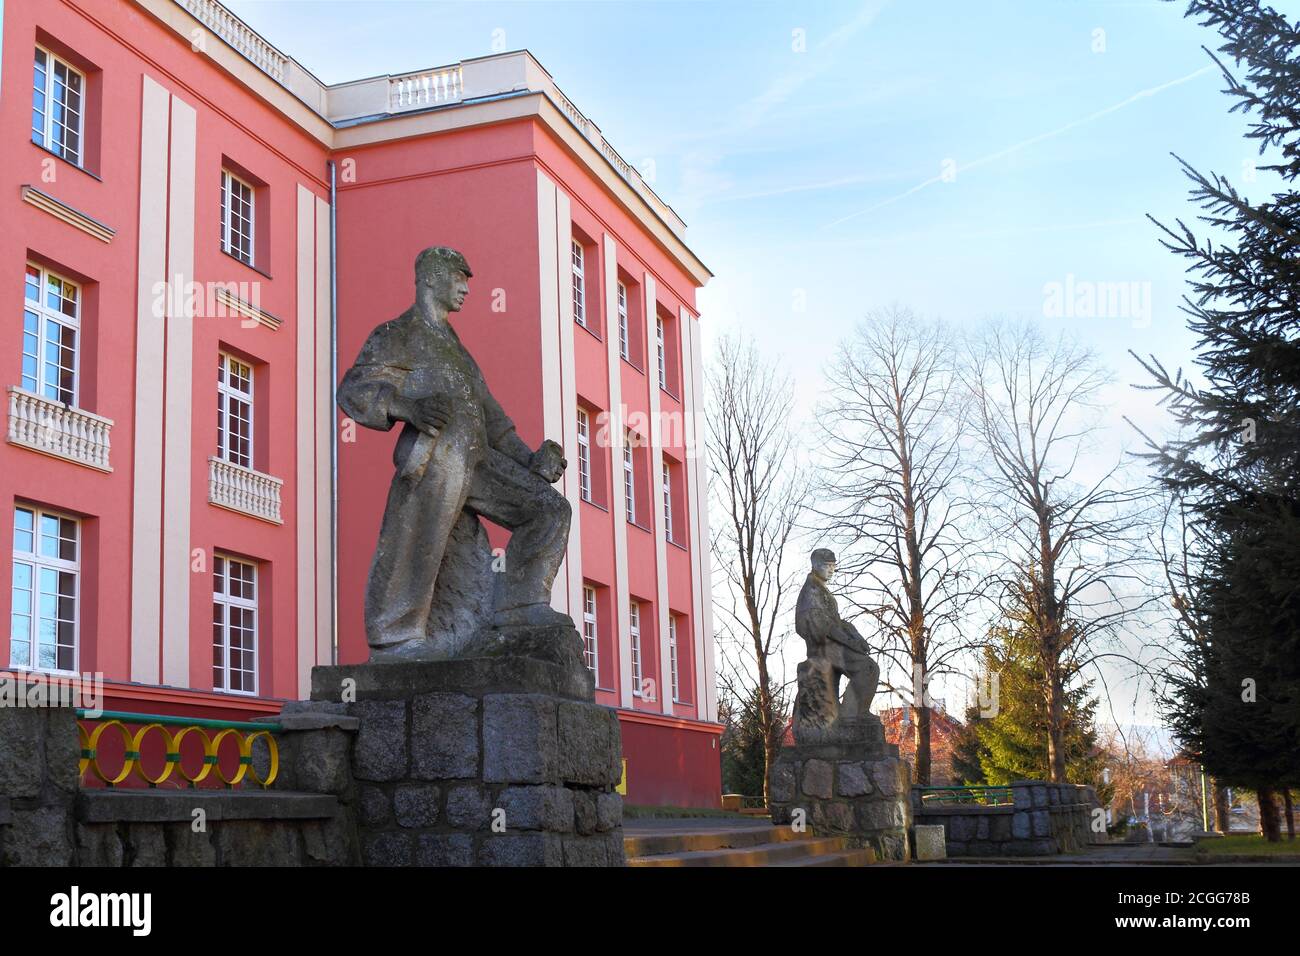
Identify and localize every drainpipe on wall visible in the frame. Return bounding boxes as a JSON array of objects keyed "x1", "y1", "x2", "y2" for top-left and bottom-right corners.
[{"x1": 328, "y1": 160, "x2": 339, "y2": 665}]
